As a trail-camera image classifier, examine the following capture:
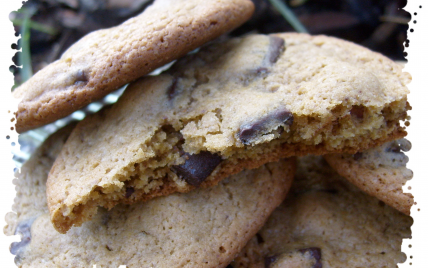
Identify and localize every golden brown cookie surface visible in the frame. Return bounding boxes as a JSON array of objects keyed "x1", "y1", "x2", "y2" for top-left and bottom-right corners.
[
  {"x1": 4, "y1": 124, "x2": 75, "y2": 237},
  {"x1": 324, "y1": 139, "x2": 413, "y2": 215},
  {"x1": 47, "y1": 33, "x2": 410, "y2": 233},
  {"x1": 231, "y1": 156, "x2": 413, "y2": 268},
  {"x1": 13, "y1": 0, "x2": 255, "y2": 133},
  {"x1": 6, "y1": 125, "x2": 295, "y2": 267}
]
